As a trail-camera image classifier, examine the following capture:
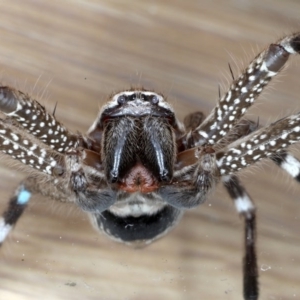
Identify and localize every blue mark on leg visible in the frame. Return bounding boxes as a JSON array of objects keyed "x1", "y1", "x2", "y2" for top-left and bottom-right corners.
[{"x1": 17, "y1": 189, "x2": 32, "y2": 205}]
